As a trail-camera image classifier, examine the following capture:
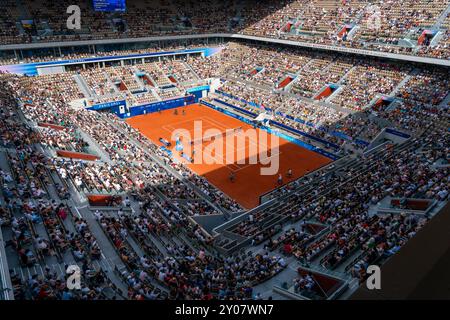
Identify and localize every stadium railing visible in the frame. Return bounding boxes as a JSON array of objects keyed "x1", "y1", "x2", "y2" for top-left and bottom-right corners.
[{"x1": 0, "y1": 229, "x2": 13, "y2": 300}]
